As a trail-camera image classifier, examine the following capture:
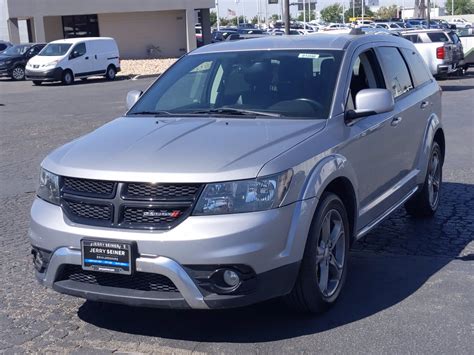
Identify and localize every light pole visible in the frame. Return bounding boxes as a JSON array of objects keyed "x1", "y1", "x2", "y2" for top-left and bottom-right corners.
[{"x1": 284, "y1": 0, "x2": 290, "y2": 34}]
